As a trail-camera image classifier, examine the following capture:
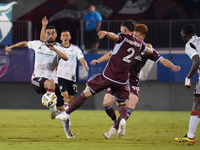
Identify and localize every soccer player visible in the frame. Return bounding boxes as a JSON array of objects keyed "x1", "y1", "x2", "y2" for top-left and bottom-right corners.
[
  {"x1": 56, "y1": 20, "x2": 154, "y2": 137},
  {"x1": 91, "y1": 23, "x2": 181, "y2": 139},
  {"x1": 5, "y1": 25, "x2": 69, "y2": 122},
  {"x1": 40, "y1": 16, "x2": 89, "y2": 138},
  {"x1": 175, "y1": 24, "x2": 200, "y2": 145}
]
